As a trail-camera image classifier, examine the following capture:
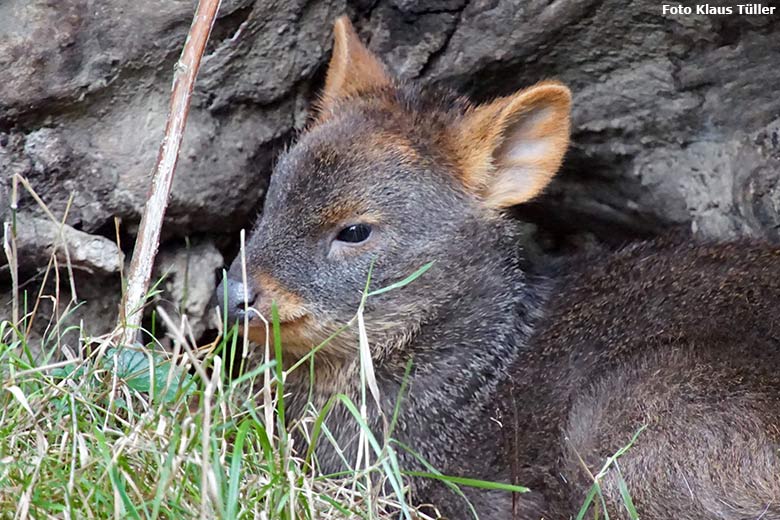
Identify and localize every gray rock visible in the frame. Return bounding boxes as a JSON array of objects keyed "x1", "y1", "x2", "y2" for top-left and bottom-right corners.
[
  {"x1": 16, "y1": 215, "x2": 124, "y2": 274},
  {"x1": 153, "y1": 240, "x2": 224, "y2": 340}
]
